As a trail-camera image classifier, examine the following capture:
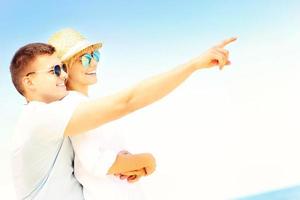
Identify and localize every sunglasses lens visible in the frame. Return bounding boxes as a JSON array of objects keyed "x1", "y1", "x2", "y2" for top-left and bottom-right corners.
[
  {"x1": 81, "y1": 54, "x2": 92, "y2": 68},
  {"x1": 62, "y1": 64, "x2": 67, "y2": 73},
  {"x1": 93, "y1": 50, "x2": 100, "y2": 62},
  {"x1": 54, "y1": 65, "x2": 61, "y2": 76}
]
